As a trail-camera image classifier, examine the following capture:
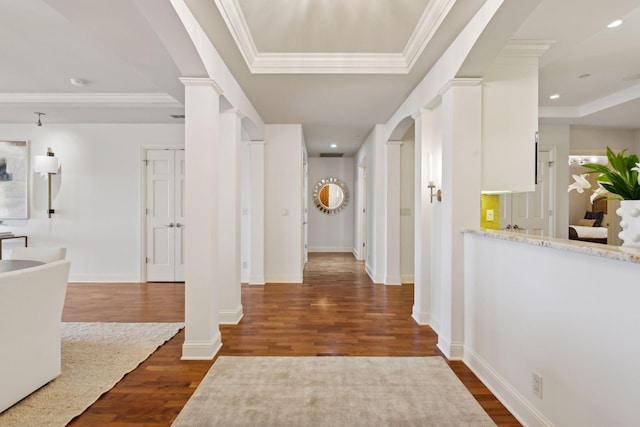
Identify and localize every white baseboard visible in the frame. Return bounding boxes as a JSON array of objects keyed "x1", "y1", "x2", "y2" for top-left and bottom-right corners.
[
  {"x1": 411, "y1": 306, "x2": 436, "y2": 328},
  {"x1": 264, "y1": 274, "x2": 303, "y2": 283},
  {"x1": 219, "y1": 305, "x2": 243, "y2": 325},
  {"x1": 437, "y1": 336, "x2": 464, "y2": 360},
  {"x1": 364, "y1": 263, "x2": 383, "y2": 284},
  {"x1": 384, "y1": 276, "x2": 402, "y2": 286},
  {"x1": 249, "y1": 275, "x2": 265, "y2": 285},
  {"x1": 401, "y1": 275, "x2": 414, "y2": 284},
  {"x1": 464, "y1": 348, "x2": 553, "y2": 427},
  {"x1": 69, "y1": 275, "x2": 140, "y2": 283},
  {"x1": 181, "y1": 332, "x2": 222, "y2": 360},
  {"x1": 308, "y1": 247, "x2": 352, "y2": 252}
]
